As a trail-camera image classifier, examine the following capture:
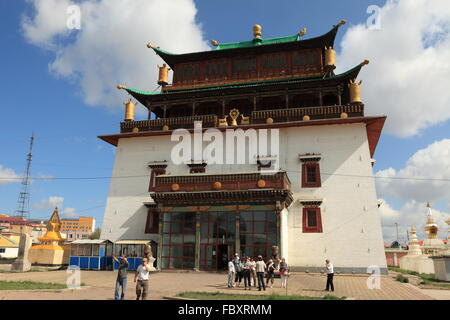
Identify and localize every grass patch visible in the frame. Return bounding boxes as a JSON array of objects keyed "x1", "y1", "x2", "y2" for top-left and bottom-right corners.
[
  {"x1": 0, "y1": 280, "x2": 67, "y2": 290},
  {"x1": 176, "y1": 291, "x2": 346, "y2": 300},
  {"x1": 389, "y1": 267, "x2": 450, "y2": 288},
  {"x1": 395, "y1": 274, "x2": 409, "y2": 283}
]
